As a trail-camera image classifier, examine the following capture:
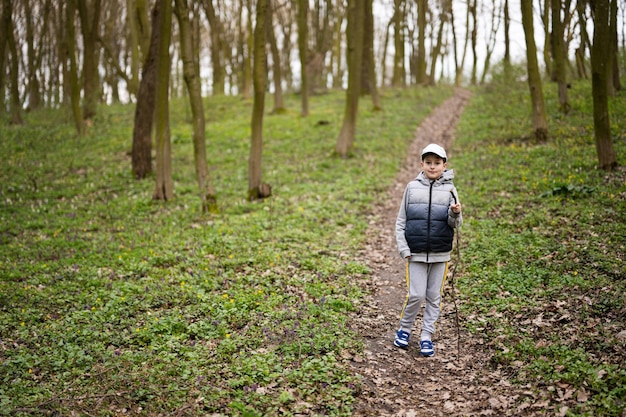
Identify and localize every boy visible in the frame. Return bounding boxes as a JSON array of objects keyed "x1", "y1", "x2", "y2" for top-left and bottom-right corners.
[{"x1": 394, "y1": 143, "x2": 462, "y2": 357}]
